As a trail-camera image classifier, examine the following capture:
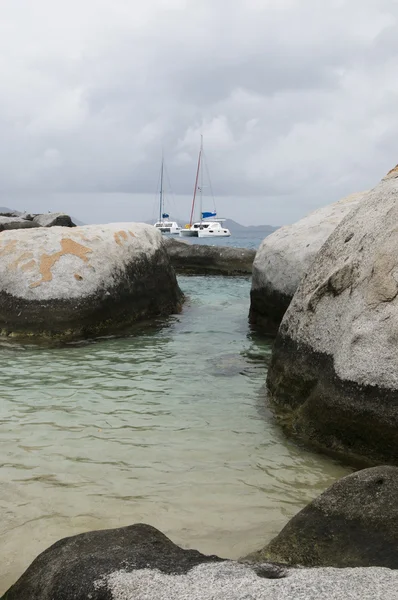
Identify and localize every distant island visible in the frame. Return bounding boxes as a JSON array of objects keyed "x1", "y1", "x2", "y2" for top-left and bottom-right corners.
[{"x1": 221, "y1": 219, "x2": 278, "y2": 234}]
